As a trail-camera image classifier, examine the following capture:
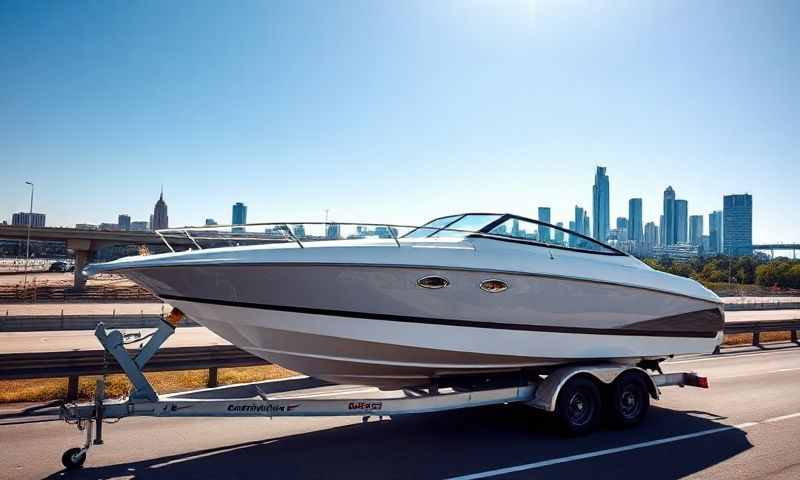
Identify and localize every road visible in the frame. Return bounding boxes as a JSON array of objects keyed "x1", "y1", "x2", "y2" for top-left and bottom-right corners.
[{"x1": 1, "y1": 345, "x2": 799, "y2": 479}]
